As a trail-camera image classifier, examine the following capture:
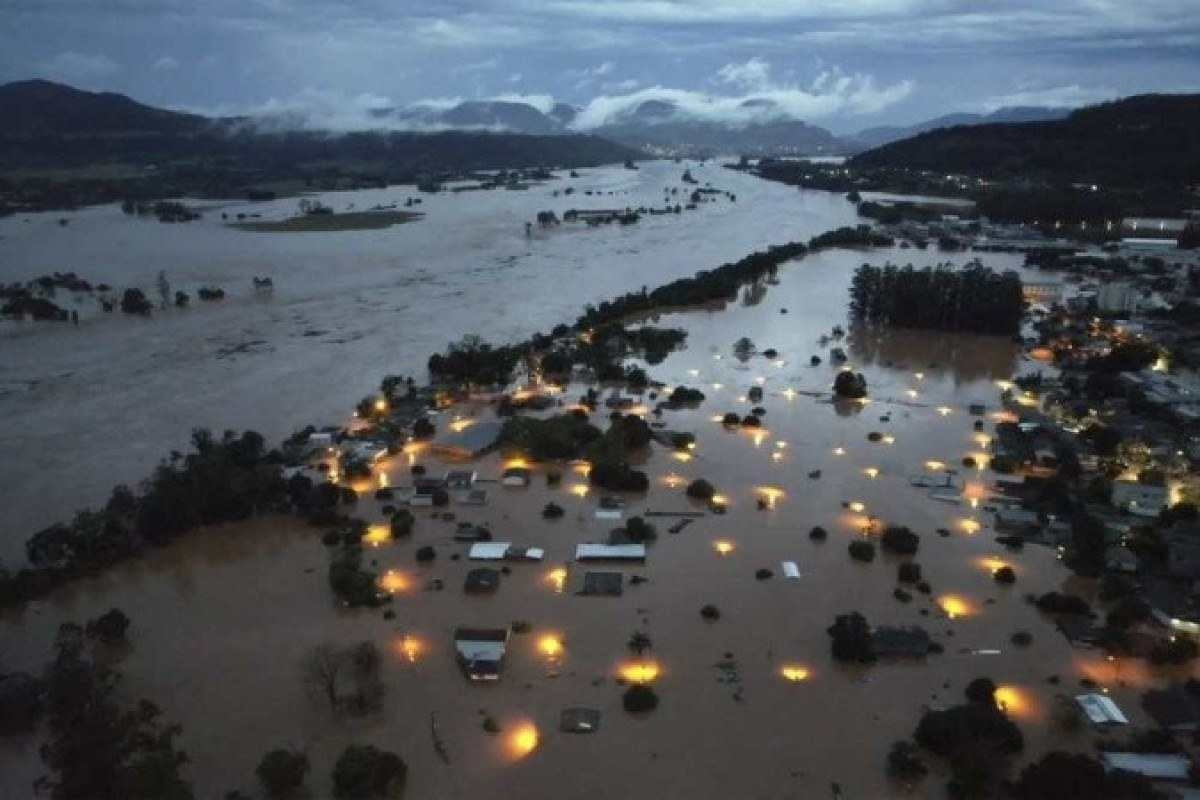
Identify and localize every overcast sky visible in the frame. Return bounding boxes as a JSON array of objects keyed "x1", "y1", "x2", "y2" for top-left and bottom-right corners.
[{"x1": 3, "y1": 0, "x2": 1198, "y2": 133}]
